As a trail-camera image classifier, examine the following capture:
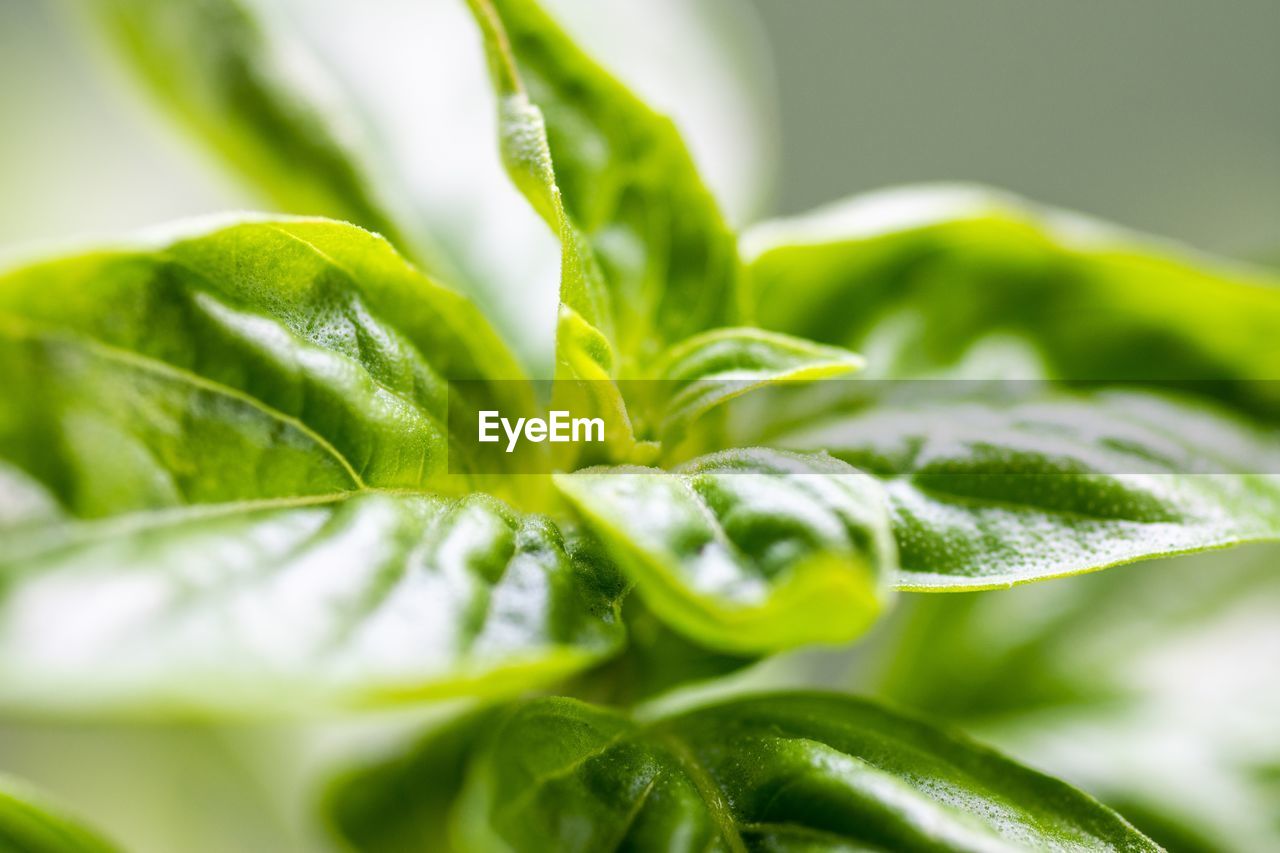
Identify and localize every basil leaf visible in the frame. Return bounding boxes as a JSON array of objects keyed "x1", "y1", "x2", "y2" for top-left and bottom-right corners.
[
  {"x1": 454, "y1": 693, "x2": 1158, "y2": 852},
  {"x1": 87, "y1": 0, "x2": 429, "y2": 262},
  {"x1": 0, "y1": 219, "x2": 623, "y2": 714},
  {"x1": 553, "y1": 449, "x2": 895, "y2": 653},
  {"x1": 862, "y1": 546, "x2": 1280, "y2": 851},
  {"x1": 771, "y1": 387, "x2": 1280, "y2": 588},
  {"x1": 0, "y1": 775, "x2": 121, "y2": 852},
  {"x1": 0, "y1": 217, "x2": 532, "y2": 502},
  {"x1": 466, "y1": 0, "x2": 743, "y2": 374},
  {"x1": 654, "y1": 328, "x2": 864, "y2": 445},
  {"x1": 0, "y1": 492, "x2": 622, "y2": 715},
  {"x1": 746, "y1": 185, "x2": 1280, "y2": 416}
]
